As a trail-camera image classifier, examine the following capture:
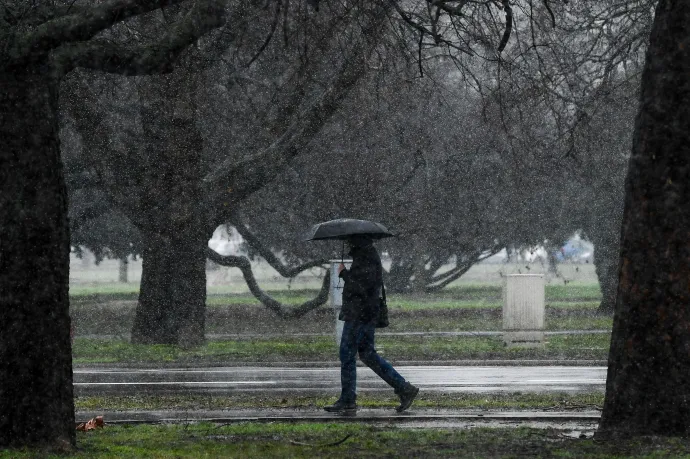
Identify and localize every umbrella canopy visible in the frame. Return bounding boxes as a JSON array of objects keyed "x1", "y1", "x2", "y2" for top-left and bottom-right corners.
[{"x1": 304, "y1": 218, "x2": 395, "y2": 241}]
